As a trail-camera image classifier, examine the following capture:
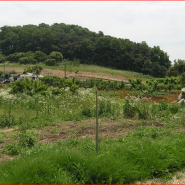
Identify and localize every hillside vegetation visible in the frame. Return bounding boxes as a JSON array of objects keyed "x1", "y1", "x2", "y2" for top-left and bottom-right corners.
[{"x1": 0, "y1": 23, "x2": 171, "y2": 77}]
